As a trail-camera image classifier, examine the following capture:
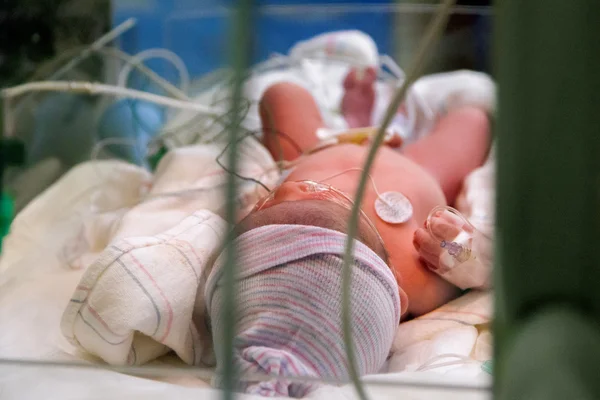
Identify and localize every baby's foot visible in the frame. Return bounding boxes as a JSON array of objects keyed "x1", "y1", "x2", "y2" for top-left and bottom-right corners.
[
  {"x1": 341, "y1": 67, "x2": 377, "y2": 129},
  {"x1": 413, "y1": 209, "x2": 471, "y2": 273}
]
